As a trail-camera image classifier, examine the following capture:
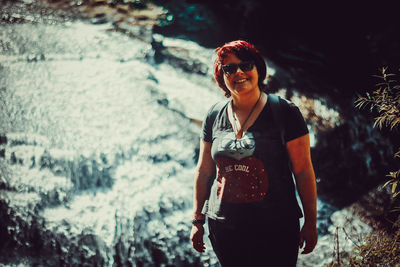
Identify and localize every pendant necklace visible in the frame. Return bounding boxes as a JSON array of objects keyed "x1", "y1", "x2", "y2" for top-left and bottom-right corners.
[{"x1": 231, "y1": 92, "x2": 262, "y2": 141}]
